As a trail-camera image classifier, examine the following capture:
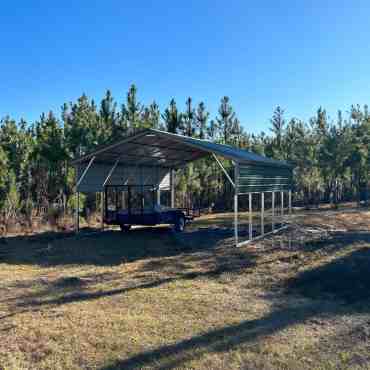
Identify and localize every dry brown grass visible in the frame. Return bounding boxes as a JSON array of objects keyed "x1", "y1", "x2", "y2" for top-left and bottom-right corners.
[{"x1": 0, "y1": 205, "x2": 370, "y2": 369}]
